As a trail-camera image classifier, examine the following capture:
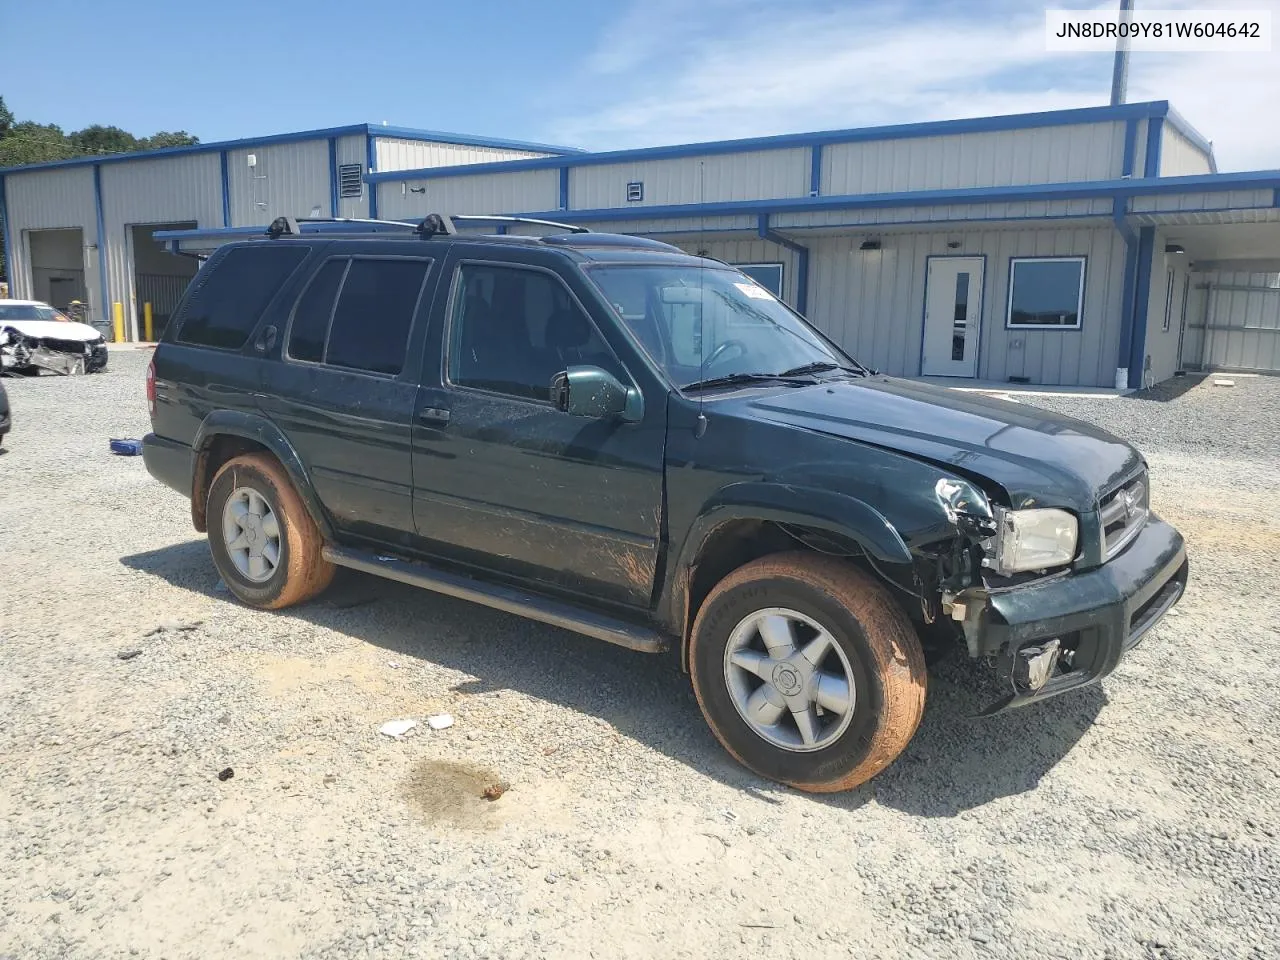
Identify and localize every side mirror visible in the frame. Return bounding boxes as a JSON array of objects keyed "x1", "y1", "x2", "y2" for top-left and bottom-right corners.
[{"x1": 551, "y1": 365, "x2": 643, "y2": 422}]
